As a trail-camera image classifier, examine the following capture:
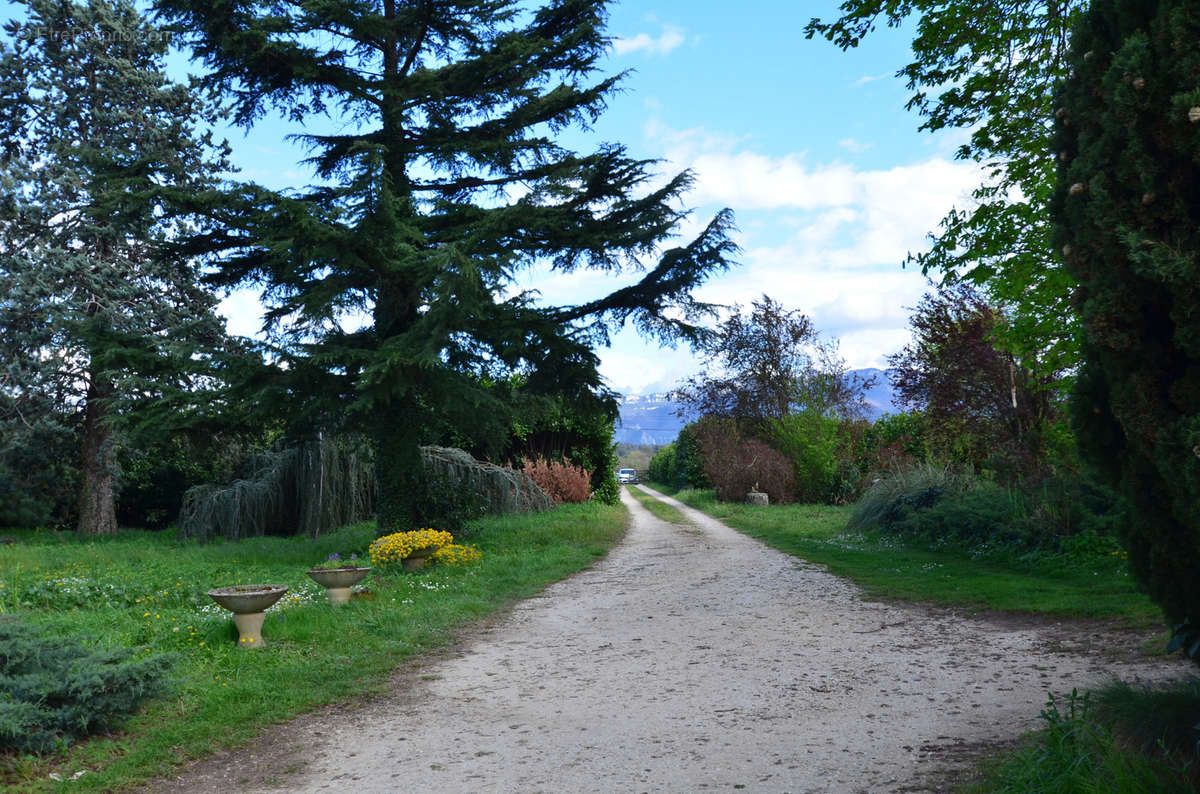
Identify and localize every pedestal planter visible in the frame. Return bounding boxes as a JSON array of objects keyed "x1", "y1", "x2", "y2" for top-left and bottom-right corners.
[
  {"x1": 306, "y1": 566, "x2": 371, "y2": 605},
  {"x1": 207, "y1": 585, "x2": 288, "y2": 648},
  {"x1": 402, "y1": 551, "x2": 433, "y2": 572}
]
